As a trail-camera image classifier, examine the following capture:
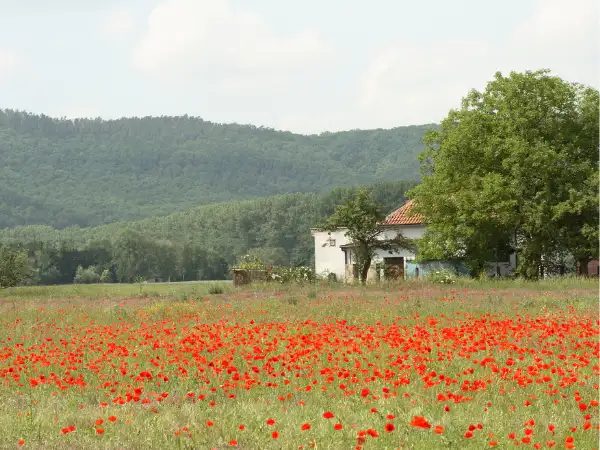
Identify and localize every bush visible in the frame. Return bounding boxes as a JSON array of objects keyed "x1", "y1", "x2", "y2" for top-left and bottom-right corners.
[
  {"x1": 208, "y1": 284, "x2": 224, "y2": 295},
  {"x1": 426, "y1": 268, "x2": 457, "y2": 284},
  {"x1": 0, "y1": 245, "x2": 30, "y2": 289},
  {"x1": 236, "y1": 255, "x2": 316, "y2": 284},
  {"x1": 73, "y1": 265, "x2": 101, "y2": 284},
  {"x1": 266, "y1": 266, "x2": 316, "y2": 284}
]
